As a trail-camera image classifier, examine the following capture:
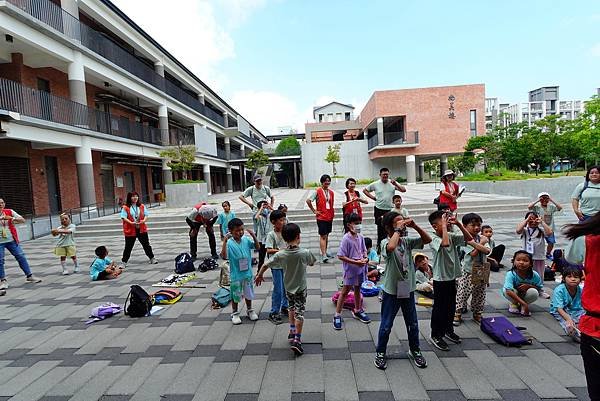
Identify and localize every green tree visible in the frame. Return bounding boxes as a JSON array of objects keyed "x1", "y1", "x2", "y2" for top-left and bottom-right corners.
[
  {"x1": 424, "y1": 160, "x2": 440, "y2": 179},
  {"x1": 275, "y1": 135, "x2": 301, "y2": 156},
  {"x1": 246, "y1": 149, "x2": 270, "y2": 171},
  {"x1": 448, "y1": 152, "x2": 476, "y2": 174},
  {"x1": 324, "y1": 143, "x2": 341, "y2": 176},
  {"x1": 465, "y1": 134, "x2": 502, "y2": 171},
  {"x1": 573, "y1": 96, "x2": 600, "y2": 167},
  {"x1": 158, "y1": 145, "x2": 196, "y2": 180}
]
